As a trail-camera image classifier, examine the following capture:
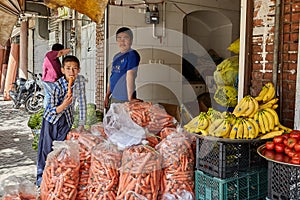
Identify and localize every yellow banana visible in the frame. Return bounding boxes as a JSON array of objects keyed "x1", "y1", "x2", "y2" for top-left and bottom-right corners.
[
  {"x1": 258, "y1": 112, "x2": 266, "y2": 134},
  {"x1": 184, "y1": 115, "x2": 199, "y2": 130},
  {"x1": 261, "y1": 111, "x2": 270, "y2": 133},
  {"x1": 249, "y1": 98, "x2": 259, "y2": 118},
  {"x1": 197, "y1": 117, "x2": 209, "y2": 131},
  {"x1": 236, "y1": 120, "x2": 244, "y2": 139},
  {"x1": 259, "y1": 98, "x2": 279, "y2": 109},
  {"x1": 233, "y1": 97, "x2": 249, "y2": 117},
  {"x1": 242, "y1": 96, "x2": 255, "y2": 117},
  {"x1": 260, "y1": 130, "x2": 284, "y2": 140},
  {"x1": 244, "y1": 118, "x2": 256, "y2": 139},
  {"x1": 199, "y1": 129, "x2": 209, "y2": 136},
  {"x1": 248, "y1": 118, "x2": 260, "y2": 138},
  {"x1": 278, "y1": 123, "x2": 293, "y2": 133},
  {"x1": 273, "y1": 126, "x2": 279, "y2": 131},
  {"x1": 262, "y1": 82, "x2": 276, "y2": 103},
  {"x1": 242, "y1": 119, "x2": 249, "y2": 139},
  {"x1": 255, "y1": 85, "x2": 269, "y2": 101},
  {"x1": 229, "y1": 118, "x2": 240, "y2": 139},
  {"x1": 272, "y1": 104, "x2": 279, "y2": 109},
  {"x1": 262, "y1": 109, "x2": 275, "y2": 131},
  {"x1": 215, "y1": 120, "x2": 231, "y2": 137},
  {"x1": 265, "y1": 108, "x2": 279, "y2": 126},
  {"x1": 209, "y1": 118, "x2": 225, "y2": 134}
]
